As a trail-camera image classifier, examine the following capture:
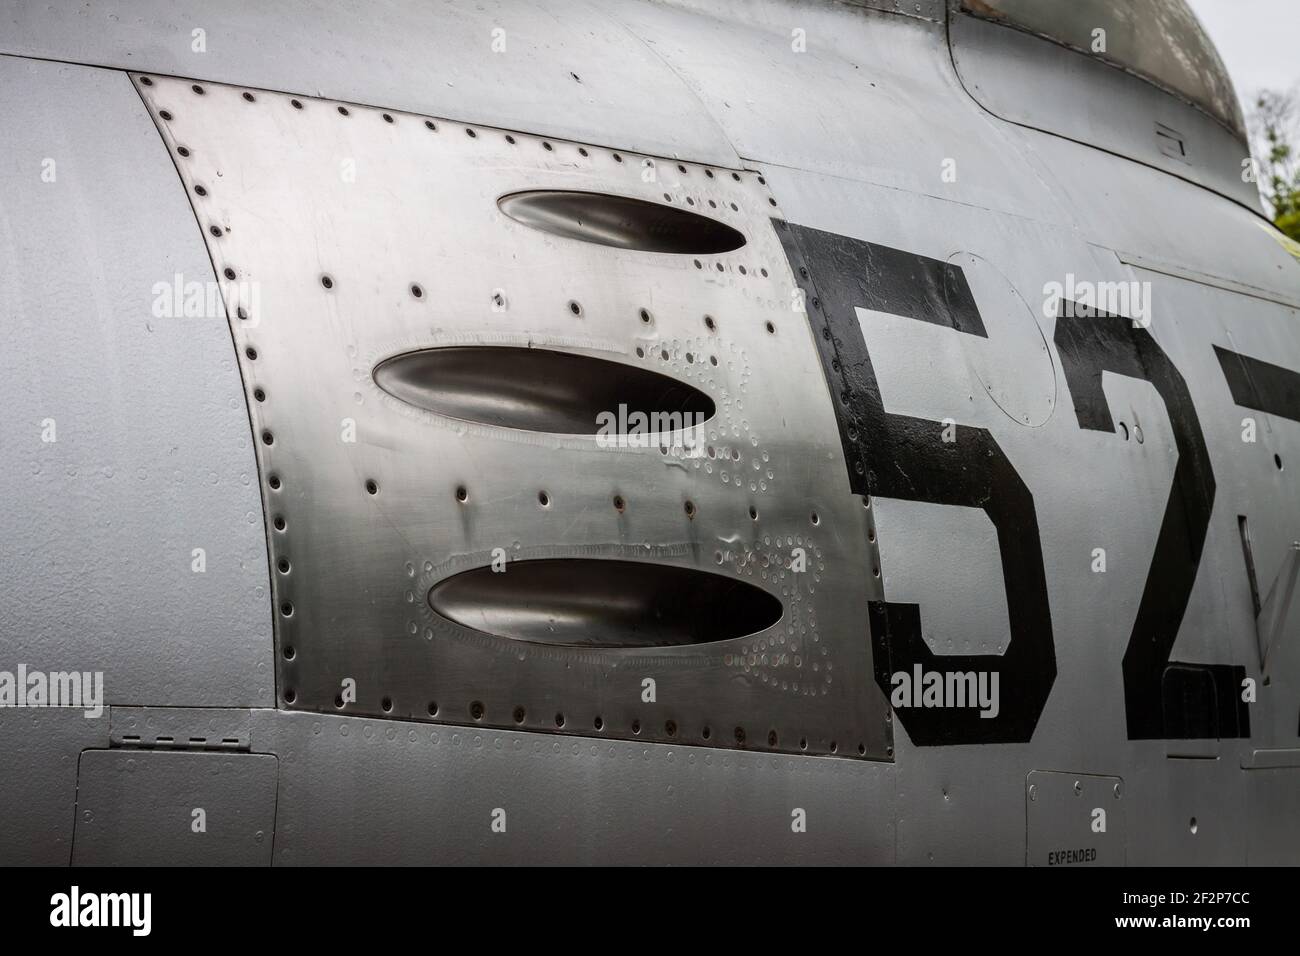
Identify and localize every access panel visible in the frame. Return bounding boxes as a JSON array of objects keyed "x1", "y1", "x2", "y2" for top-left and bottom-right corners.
[
  {"x1": 133, "y1": 75, "x2": 891, "y2": 760},
  {"x1": 72, "y1": 749, "x2": 277, "y2": 866}
]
